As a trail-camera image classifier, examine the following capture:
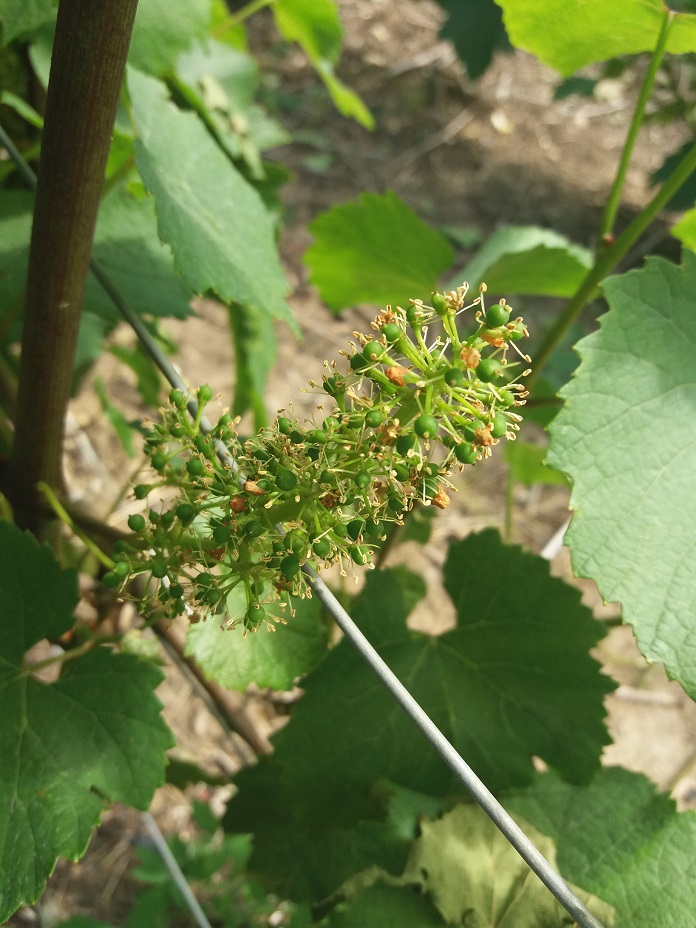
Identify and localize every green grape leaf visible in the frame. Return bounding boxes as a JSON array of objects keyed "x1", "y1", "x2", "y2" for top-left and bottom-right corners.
[
  {"x1": 402, "y1": 803, "x2": 614, "y2": 927},
  {"x1": 305, "y1": 191, "x2": 454, "y2": 312},
  {"x1": 129, "y1": 0, "x2": 211, "y2": 77},
  {"x1": 272, "y1": 0, "x2": 373, "y2": 128},
  {"x1": 227, "y1": 301, "x2": 276, "y2": 429},
  {"x1": 225, "y1": 535, "x2": 612, "y2": 899},
  {"x1": 547, "y1": 254, "x2": 696, "y2": 698},
  {"x1": 504, "y1": 440, "x2": 569, "y2": 488},
  {"x1": 453, "y1": 226, "x2": 592, "y2": 298},
  {"x1": 327, "y1": 883, "x2": 444, "y2": 927},
  {"x1": 435, "y1": 0, "x2": 512, "y2": 80},
  {"x1": 651, "y1": 142, "x2": 696, "y2": 212},
  {"x1": 0, "y1": 524, "x2": 173, "y2": 922},
  {"x1": 670, "y1": 206, "x2": 696, "y2": 250},
  {"x1": 508, "y1": 768, "x2": 696, "y2": 928},
  {"x1": 0, "y1": 0, "x2": 52, "y2": 45},
  {"x1": 185, "y1": 588, "x2": 329, "y2": 691},
  {"x1": 0, "y1": 188, "x2": 193, "y2": 328},
  {"x1": 94, "y1": 376, "x2": 136, "y2": 457},
  {"x1": 497, "y1": 0, "x2": 696, "y2": 77},
  {"x1": 128, "y1": 68, "x2": 293, "y2": 329}
]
